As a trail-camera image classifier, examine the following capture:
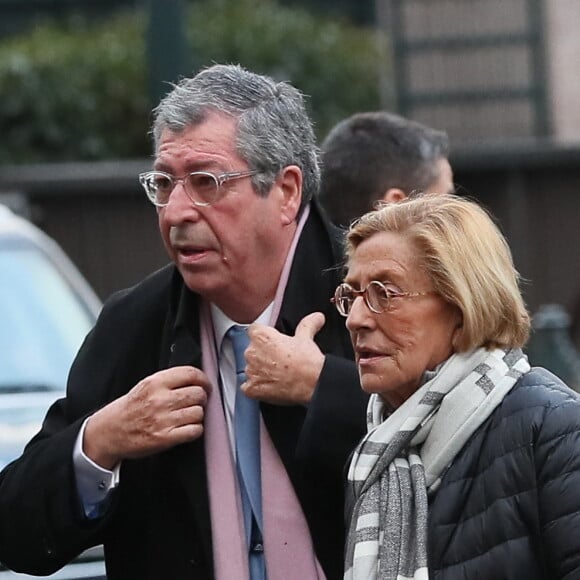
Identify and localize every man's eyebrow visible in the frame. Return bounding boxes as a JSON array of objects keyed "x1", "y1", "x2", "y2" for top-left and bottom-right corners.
[
  {"x1": 153, "y1": 159, "x2": 222, "y2": 172},
  {"x1": 152, "y1": 159, "x2": 174, "y2": 172}
]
